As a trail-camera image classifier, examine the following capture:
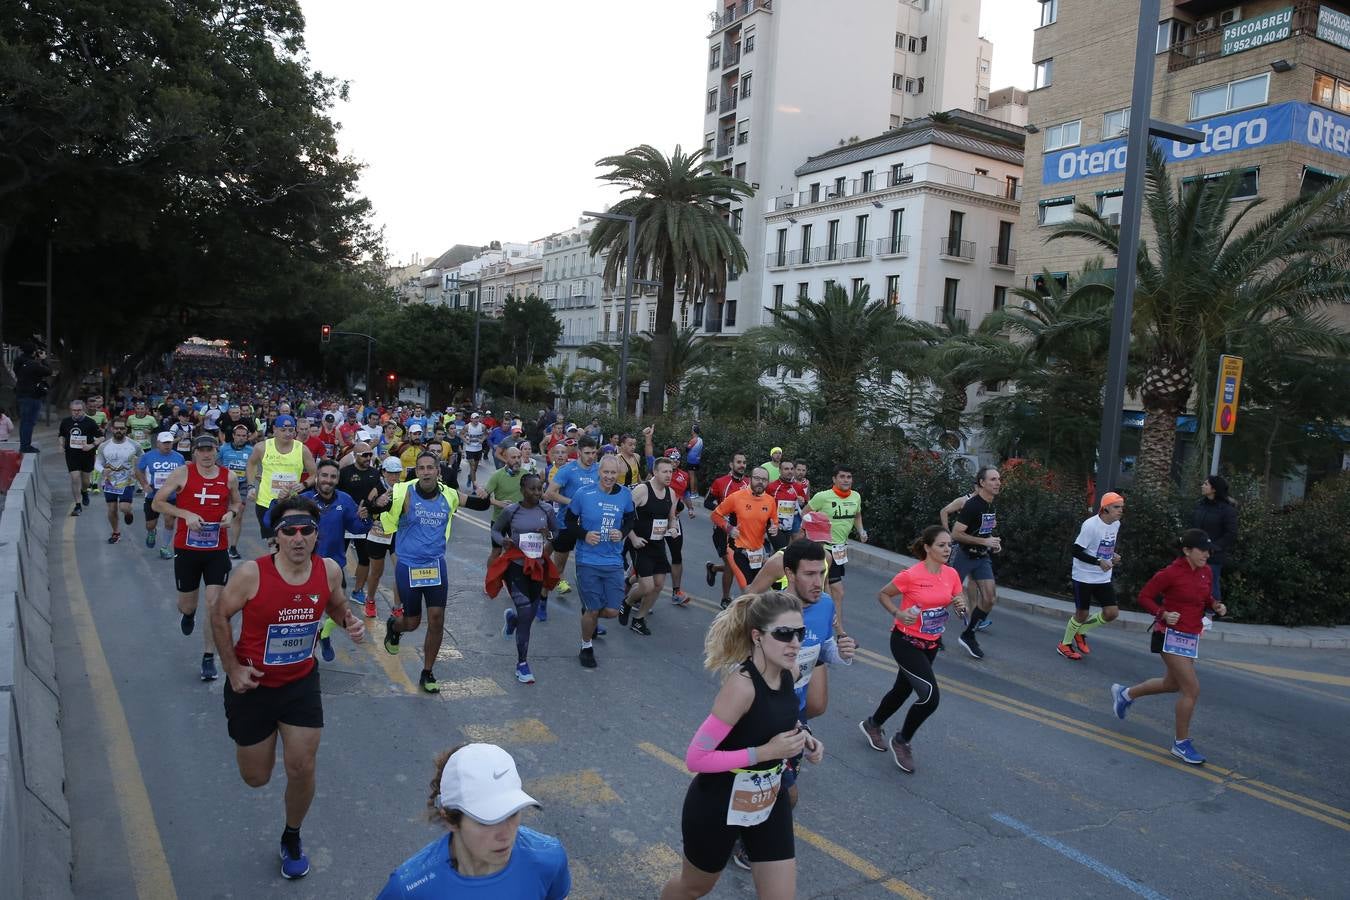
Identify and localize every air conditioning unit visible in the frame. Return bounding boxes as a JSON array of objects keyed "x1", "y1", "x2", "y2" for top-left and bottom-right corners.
[
  {"x1": 1195, "y1": 16, "x2": 1217, "y2": 32},
  {"x1": 1219, "y1": 7, "x2": 1242, "y2": 26},
  {"x1": 1106, "y1": 212, "x2": 1121, "y2": 226},
  {"x1": 826, "y1": 191, "x2": 841, "y2": 199}
]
